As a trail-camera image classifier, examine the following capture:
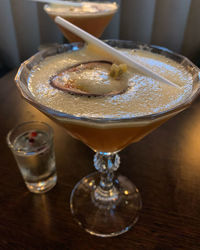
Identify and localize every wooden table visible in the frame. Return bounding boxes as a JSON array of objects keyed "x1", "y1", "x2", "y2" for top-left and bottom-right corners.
[{"x1": 1, "y1": 70, "x2": 200, "y2": 249}]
